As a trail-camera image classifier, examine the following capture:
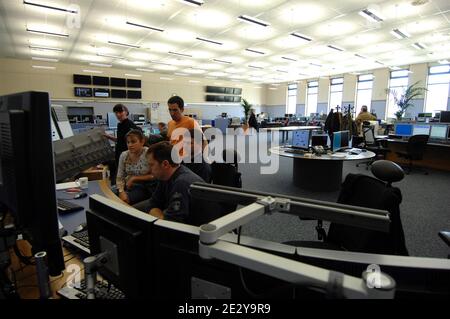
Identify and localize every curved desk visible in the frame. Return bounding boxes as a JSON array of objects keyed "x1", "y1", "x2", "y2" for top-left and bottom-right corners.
[
  {"x1": 261, "y1": 126, "x2": 321, "y2": 143},
  {"x1": 270, "y1": 147, "x2": 376, "y2": 191}
]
